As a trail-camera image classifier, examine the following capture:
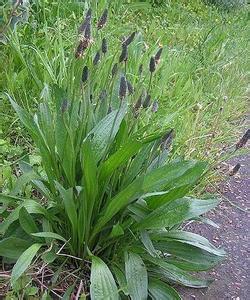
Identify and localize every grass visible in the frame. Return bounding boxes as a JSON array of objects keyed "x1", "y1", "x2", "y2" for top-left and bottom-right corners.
[
  {"x1": 0, "y1": 0, "x2": 249, "y2": 298},
  {"x1": 0, "y1": 1, "x2": 248, "y2": 168}
]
